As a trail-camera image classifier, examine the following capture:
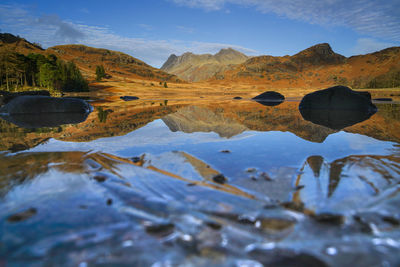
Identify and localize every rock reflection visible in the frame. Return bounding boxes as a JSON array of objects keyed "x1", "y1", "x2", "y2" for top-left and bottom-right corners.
[
  {"x1": 293, "y1": 154, "x2": 400, "y2": 212},
  {"x1": 0, "y1": 112, "x2": 90, "y2": 128},
  {"x1": 299, "y1": 108, "x2": 376, "y2": 130}
]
